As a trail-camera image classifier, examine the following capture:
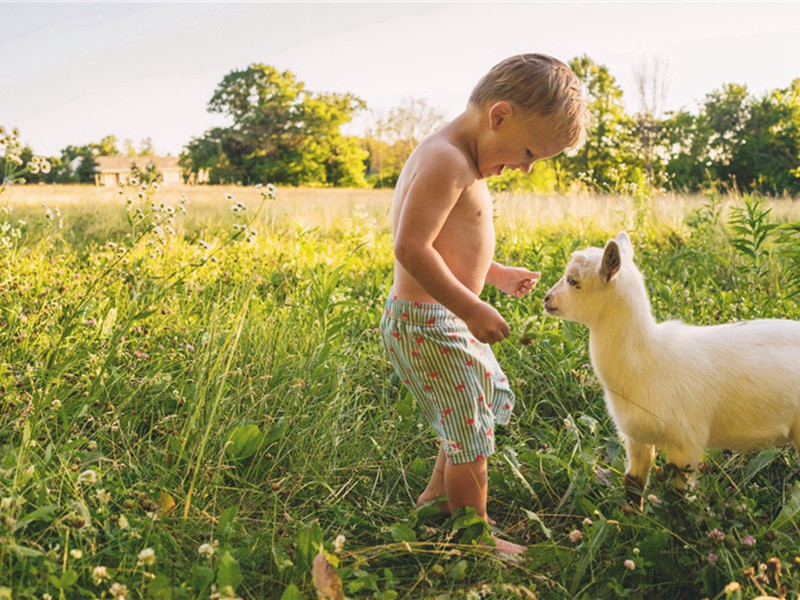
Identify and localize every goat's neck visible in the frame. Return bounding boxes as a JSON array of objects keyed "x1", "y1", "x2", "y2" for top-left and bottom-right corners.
[{"x1": 586, "y1": 284, "x2": 657, "y2": 384}]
